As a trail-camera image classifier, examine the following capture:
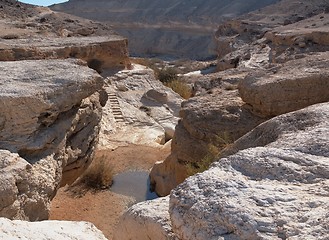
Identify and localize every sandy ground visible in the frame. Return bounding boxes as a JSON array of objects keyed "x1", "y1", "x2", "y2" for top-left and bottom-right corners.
[{"x1": 50, "y1": 143, "x2": 171, "y2": 239}]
